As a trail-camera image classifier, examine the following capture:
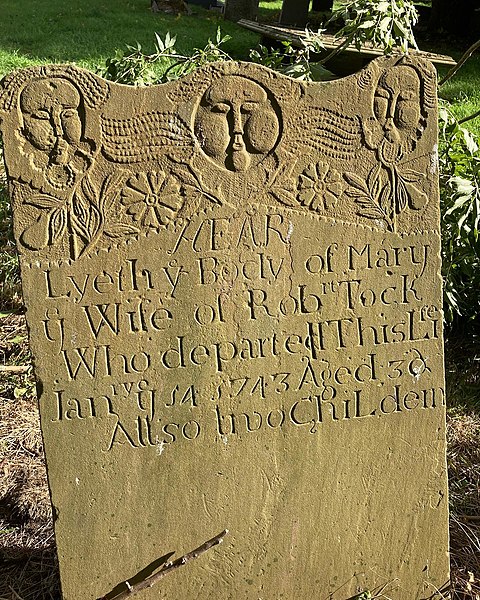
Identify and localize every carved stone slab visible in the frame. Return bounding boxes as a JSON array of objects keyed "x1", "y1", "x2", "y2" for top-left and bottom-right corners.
[{"x1": 0, "y1": 57, "x2": 449, "y2": 600}]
